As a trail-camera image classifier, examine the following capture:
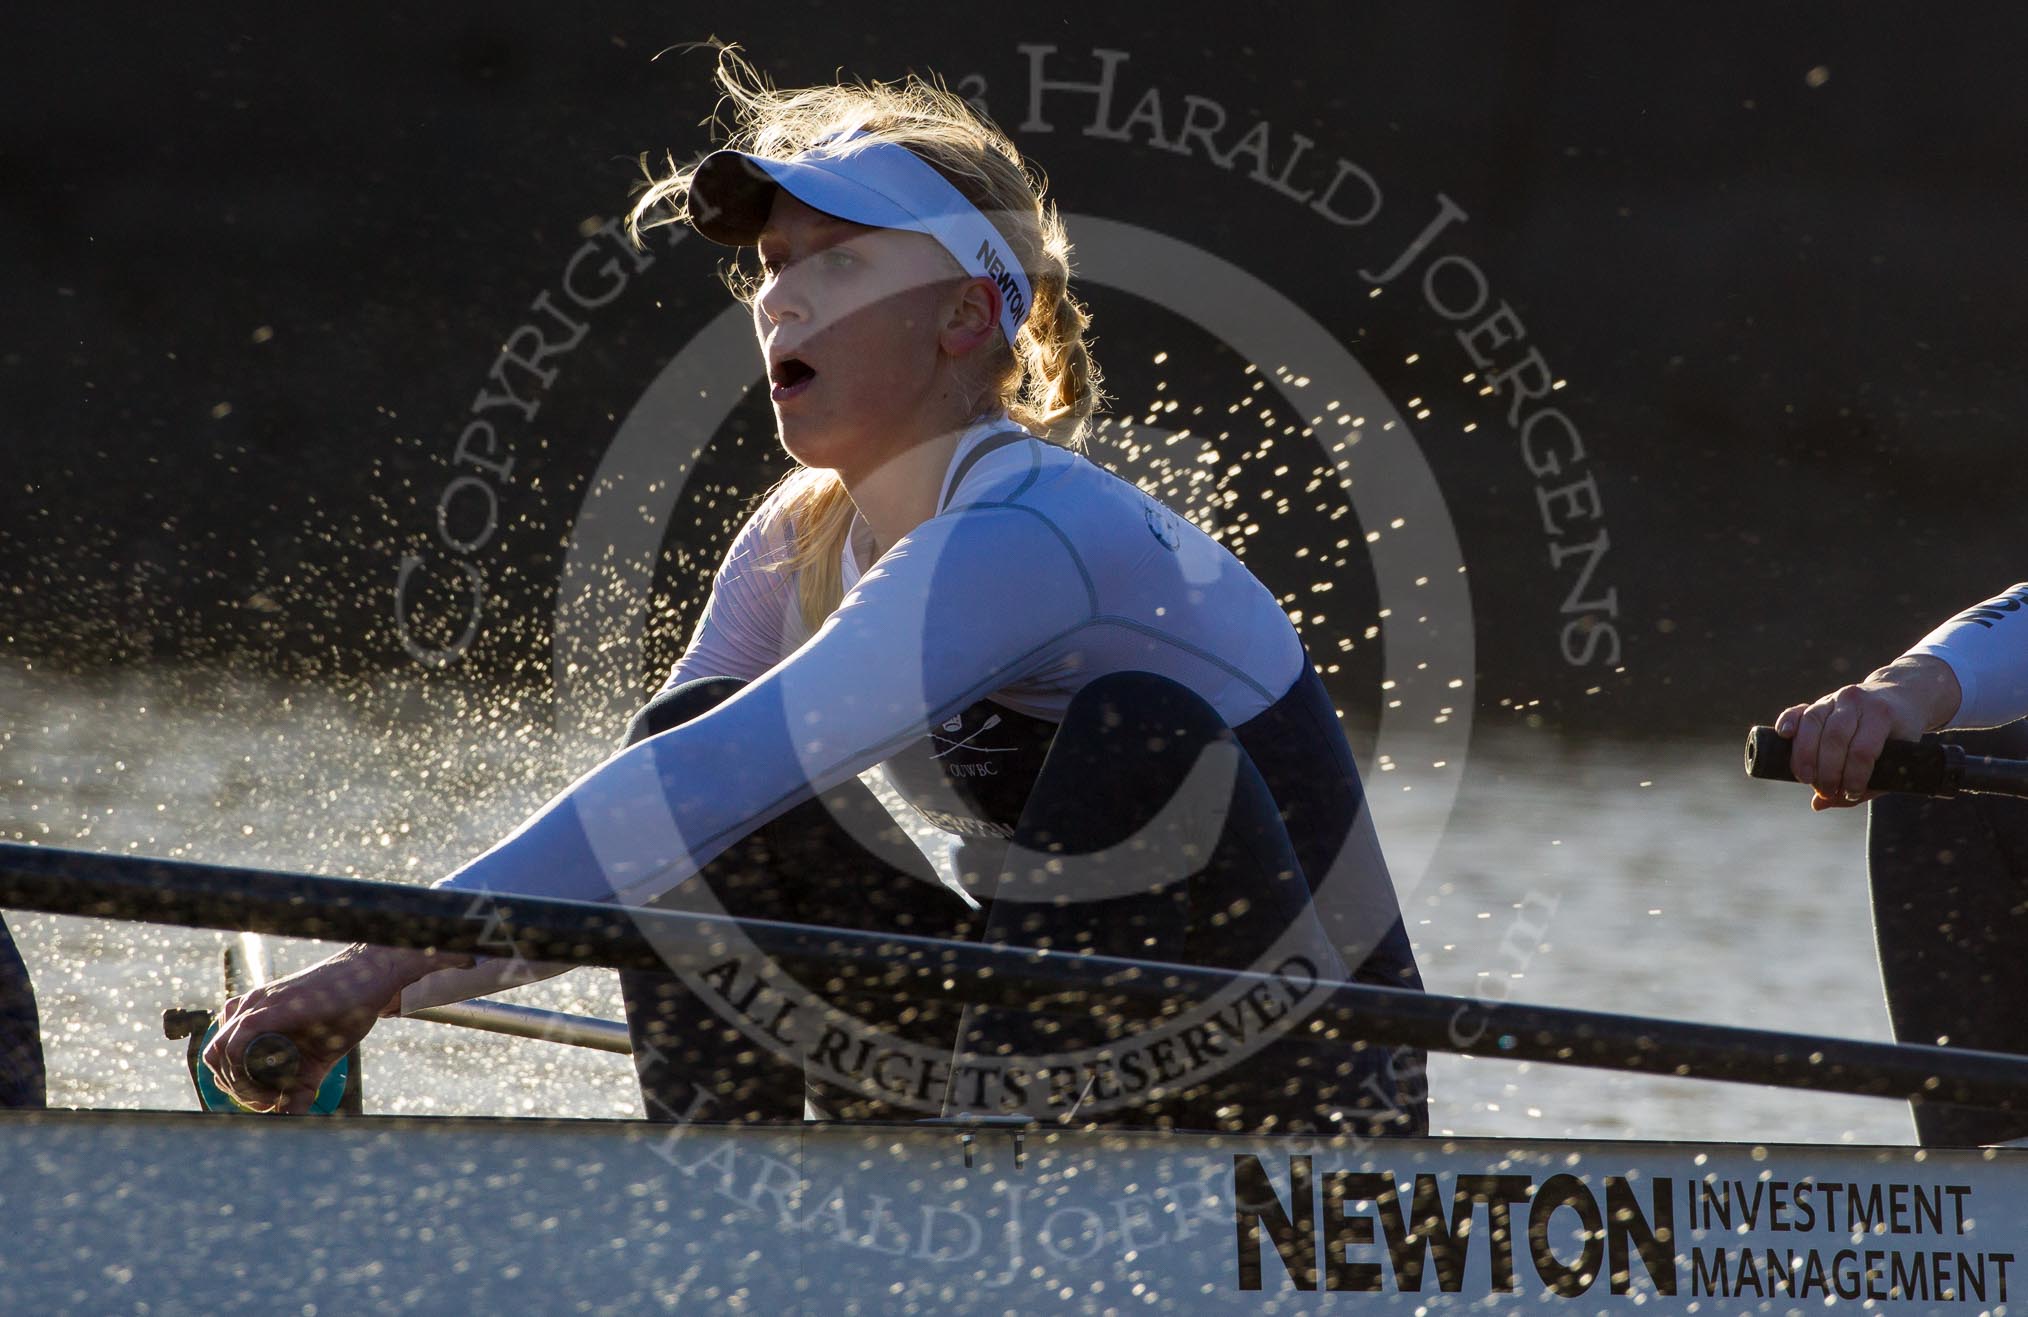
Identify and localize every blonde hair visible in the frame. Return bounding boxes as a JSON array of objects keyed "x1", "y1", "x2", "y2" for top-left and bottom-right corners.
[{"x1": 628, "y1": 48, "x2": 1104, "y2": 631}]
